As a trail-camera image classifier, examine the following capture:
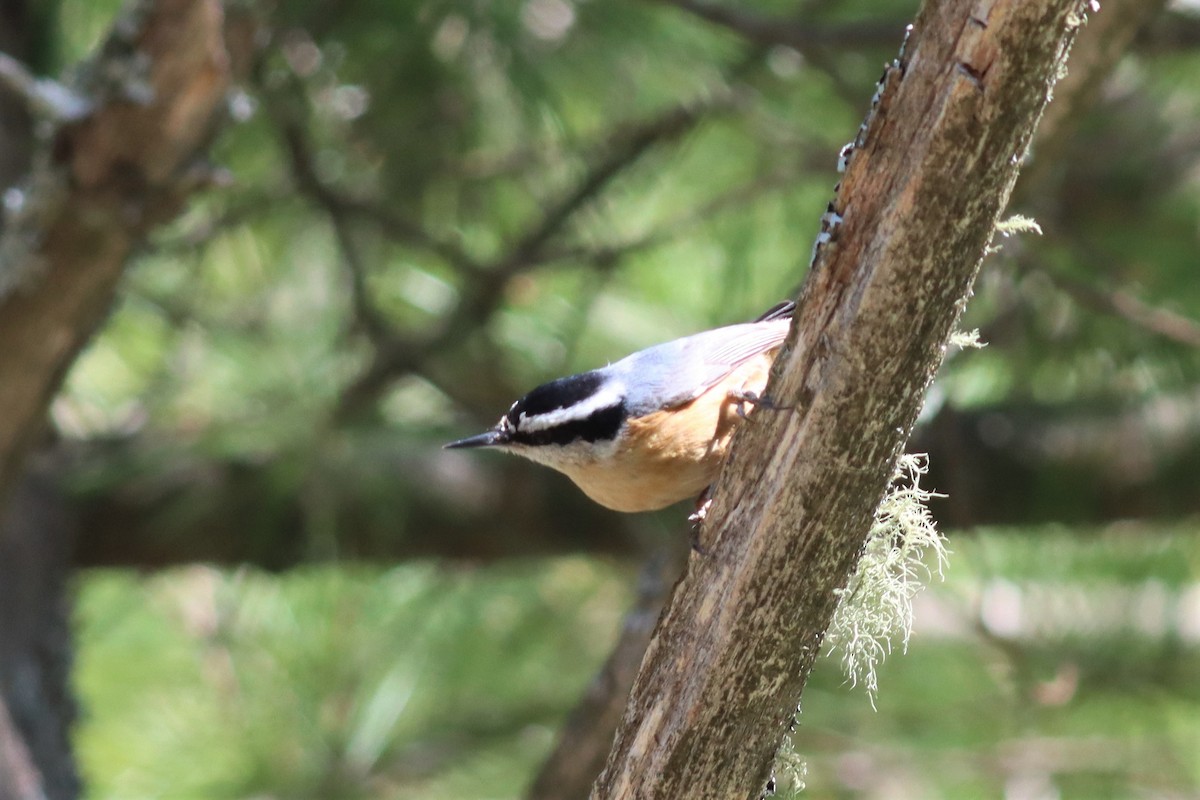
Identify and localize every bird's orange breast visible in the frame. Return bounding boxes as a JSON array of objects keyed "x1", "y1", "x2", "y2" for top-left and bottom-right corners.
[{"x1": 559, "y1": 351, "x2": 778, "y2": 512}]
